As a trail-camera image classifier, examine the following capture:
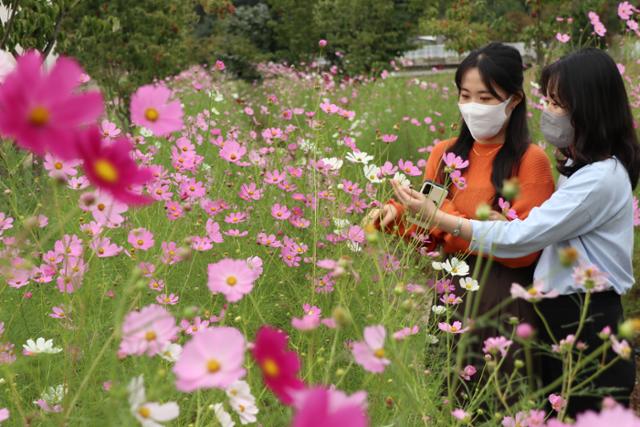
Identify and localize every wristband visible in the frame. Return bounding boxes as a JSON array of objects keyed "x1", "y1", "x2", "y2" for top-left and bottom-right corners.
[{"x1": 451, "y1": 217, "x2": 463, "y2": 237}]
